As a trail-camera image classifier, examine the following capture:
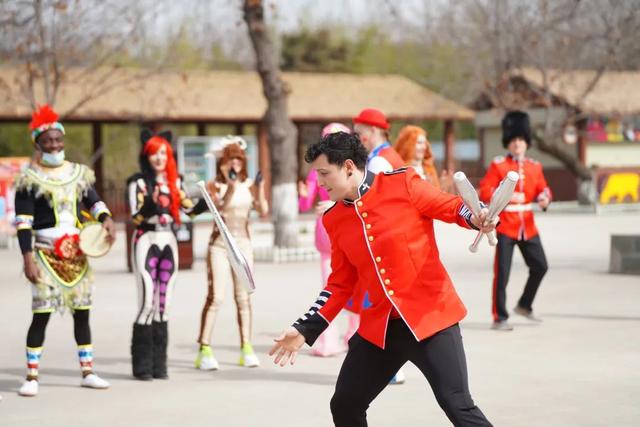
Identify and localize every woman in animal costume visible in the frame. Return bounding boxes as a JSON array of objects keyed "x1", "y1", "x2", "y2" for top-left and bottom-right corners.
[
  {"x1": 128, "y1": 129, "x2": 206, "y2": 380},
  {"x1": 195, "y1": 137, "x2": 268, "y2": 370},
  {"x1": 394, "y1": 125, "x2": 440, "y2": 189},
  {"x1": 14, "y1": 104, "x2": 116, "y2": 397}
]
